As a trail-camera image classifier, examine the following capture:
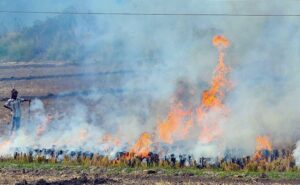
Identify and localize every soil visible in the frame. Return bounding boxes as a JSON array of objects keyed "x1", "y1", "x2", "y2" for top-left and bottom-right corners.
[
  {"x1": 0, "y1": 168, "x2": 299, "y2": 185},
  {"x1": 0, "y1": 62, "x2": 129, "y2": 132}
]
